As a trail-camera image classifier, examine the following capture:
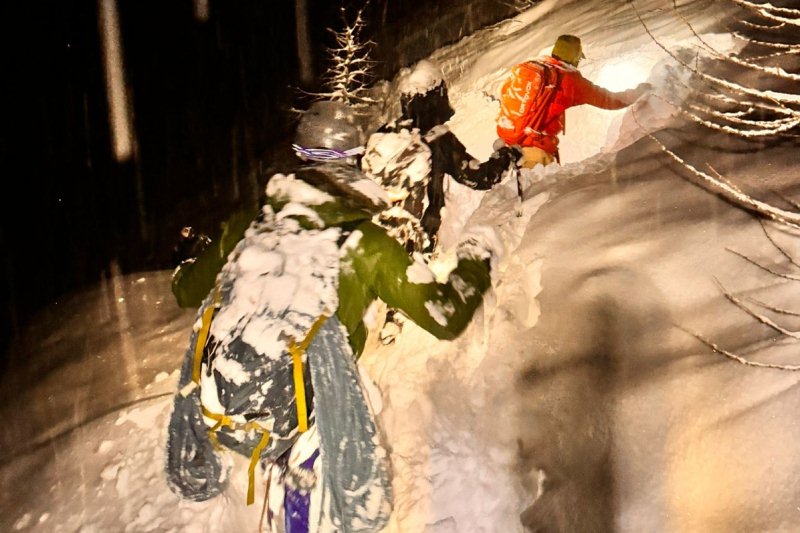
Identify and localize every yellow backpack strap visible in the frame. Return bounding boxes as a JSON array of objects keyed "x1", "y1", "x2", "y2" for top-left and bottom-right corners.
[
  {"x1": 202, "y1": 405, "x2": 271, "y2": 506},
  {"x1": 192, "y1": 288, "x2": 222, "y2": 384},
  {"x1": 288, "y1": 315, "x2": 328, "y2": 433},
  {"x1": 201, "y1": 406, "x2": 231, "y2": 450},
  {"x1": 247, "y1": 430, "x2": 271, "y2": 505}
]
